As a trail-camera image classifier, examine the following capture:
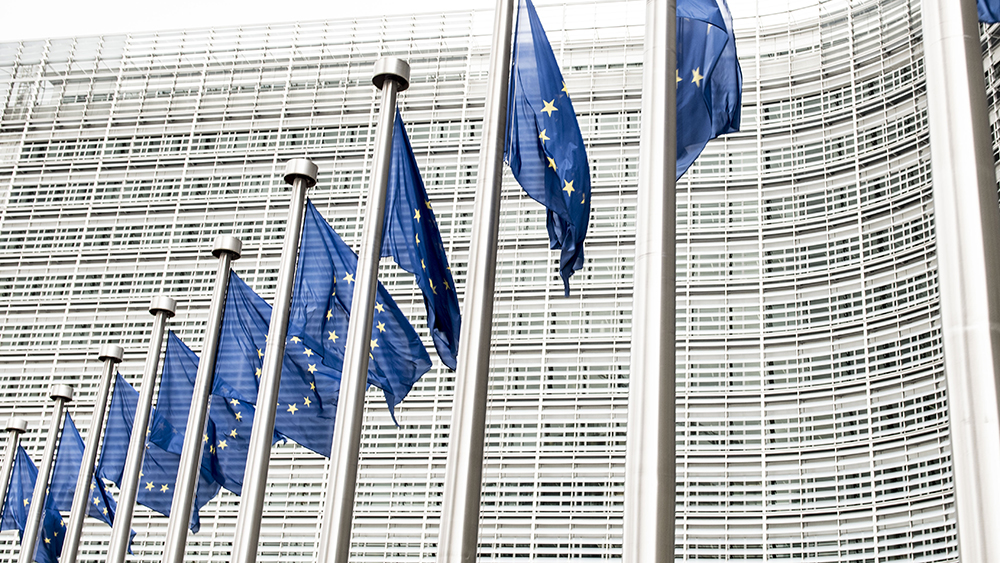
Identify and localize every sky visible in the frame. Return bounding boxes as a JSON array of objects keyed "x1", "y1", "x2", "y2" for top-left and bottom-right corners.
[{"x1": 1, "y1": 0, "x2": 496, "y2": 42}]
